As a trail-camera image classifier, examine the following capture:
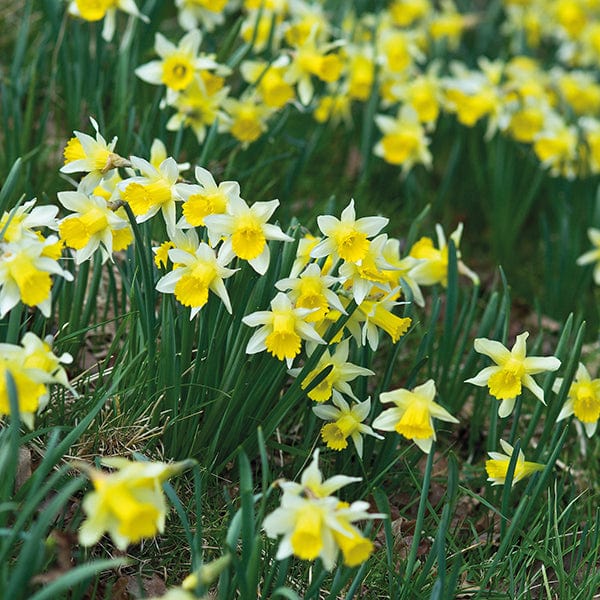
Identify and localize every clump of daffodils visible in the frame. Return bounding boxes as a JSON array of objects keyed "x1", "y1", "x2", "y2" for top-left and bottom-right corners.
[
  {"x1": 78, "y1": 457, "x2": 195, "y2": 550},
  {"x1": 263, "y1": 449, "x2": 384, "y2": 569},
  {"x1": 0, "y1": 332, "x2": 74, "y2": 428},
  {"x1": 466, "y1": 332, "x2": 561, "y2": 417}
]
